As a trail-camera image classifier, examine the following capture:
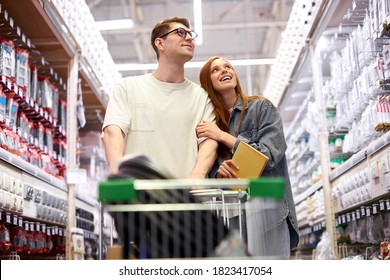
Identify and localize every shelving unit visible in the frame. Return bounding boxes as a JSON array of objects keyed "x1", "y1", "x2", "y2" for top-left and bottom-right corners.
[
  {"x1": 0, "y1": 0, "x2": 112, "y2": 259},
  {"x1": 283, "y1": 0, "x2": 390, "y2": 259}
]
